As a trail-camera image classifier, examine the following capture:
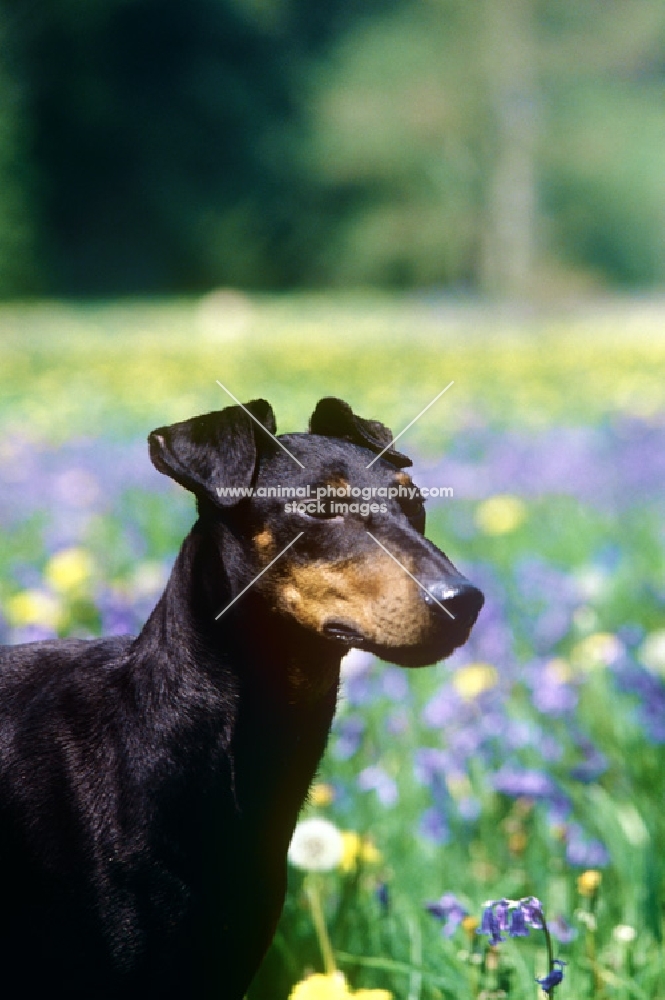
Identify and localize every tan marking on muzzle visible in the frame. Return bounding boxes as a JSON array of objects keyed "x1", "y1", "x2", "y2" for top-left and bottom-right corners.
[{"x1": 275, "y1": 554, "x2": 432, "y2": 646}]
